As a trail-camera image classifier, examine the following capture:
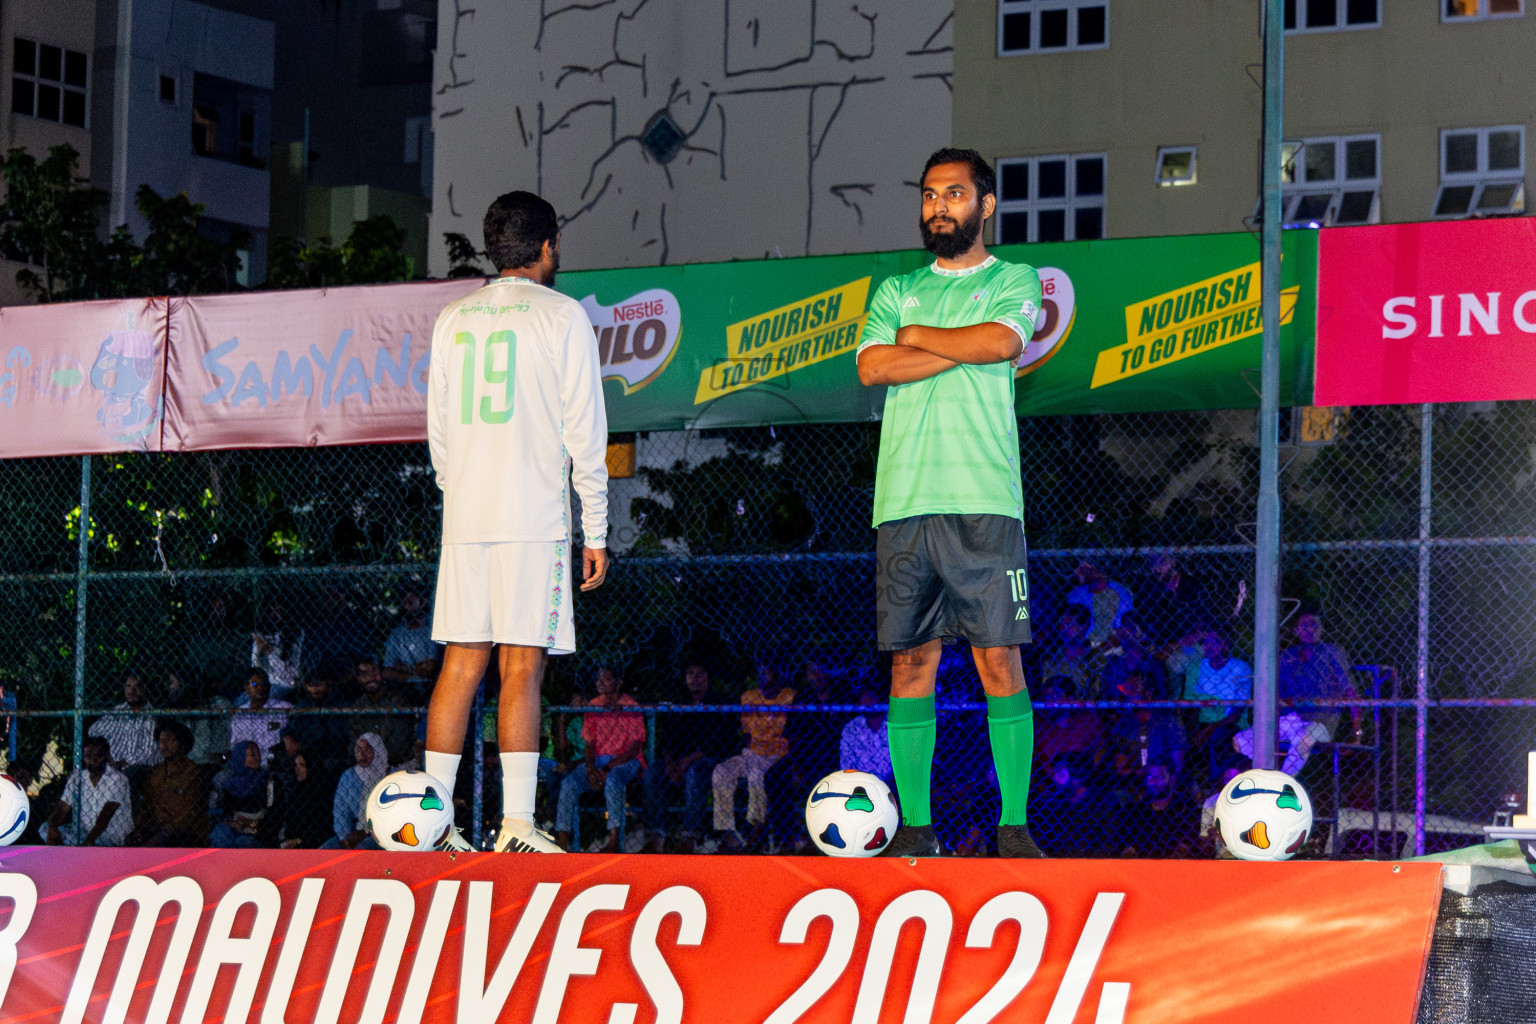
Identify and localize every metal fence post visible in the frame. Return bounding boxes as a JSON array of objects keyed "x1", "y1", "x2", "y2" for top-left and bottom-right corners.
[
  {"x1": 1415, "y1": 404, "x2": 1433, "y2": 856},
  {"x1": 72, "y1": 455, "x2": 91, "y2": 810}
]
